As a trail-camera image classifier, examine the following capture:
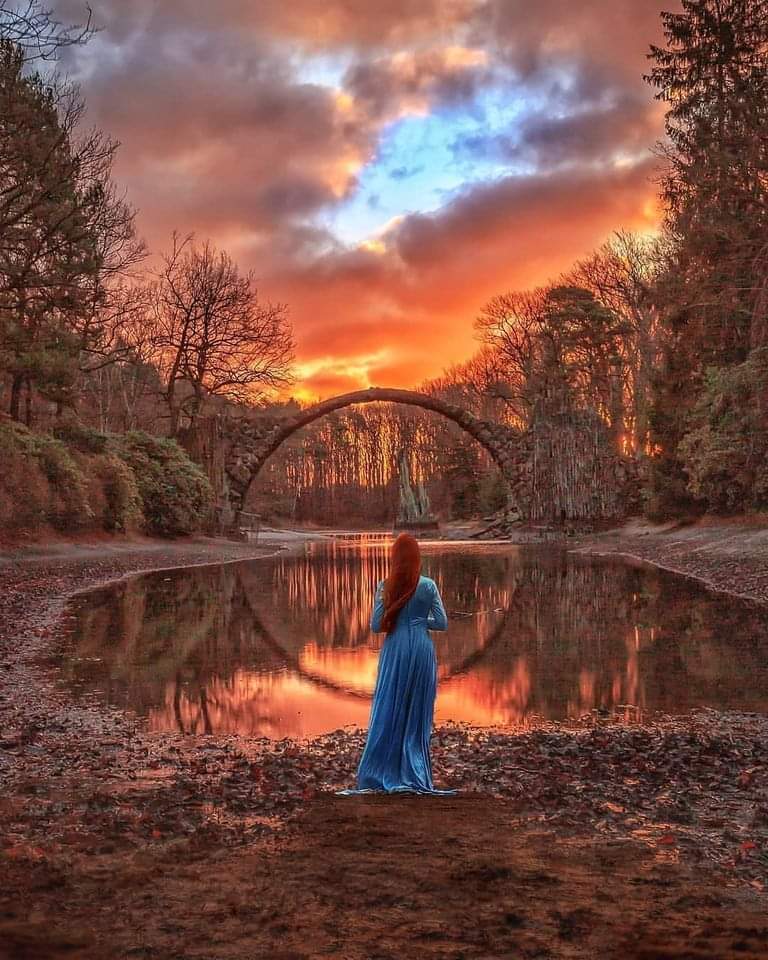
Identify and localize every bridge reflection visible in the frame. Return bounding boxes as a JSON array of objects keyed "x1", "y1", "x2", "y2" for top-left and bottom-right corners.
[{"x1": 59, "y1": 540, "x2": 768, "y2": 738}]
